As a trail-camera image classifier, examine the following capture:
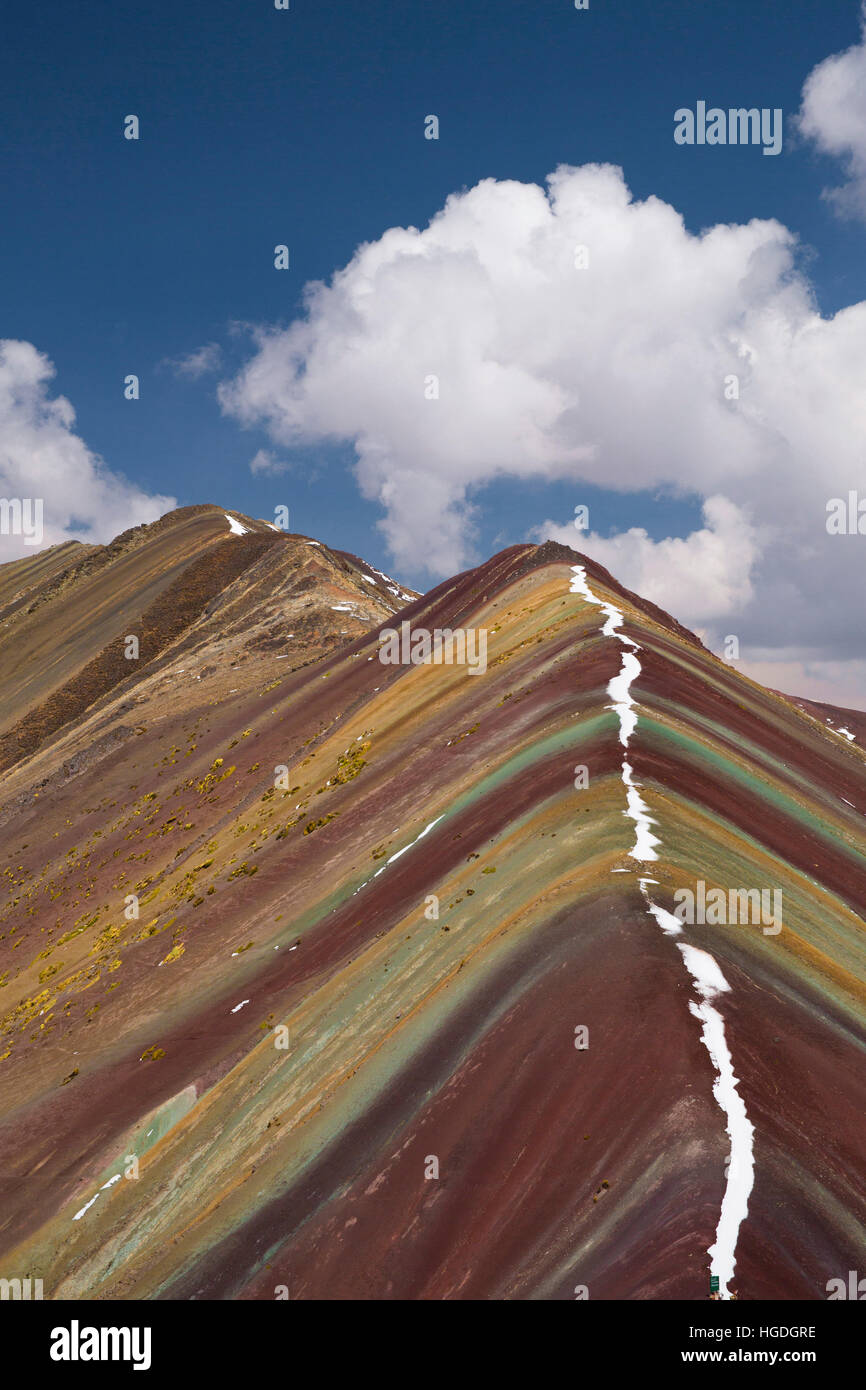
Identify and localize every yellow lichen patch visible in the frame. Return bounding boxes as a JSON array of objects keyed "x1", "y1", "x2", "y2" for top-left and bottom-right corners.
[
  {"x1": 55, "y1": 964, "x2": 101, "y2": 994},
  {"x1": 303, "y1": 813, "x2": 339, "y2": 835},
  {"x1": 228, "y1": 862, "x2": 258, "y2": 879},
  {"x1": 90, "y1": 924, "x2": 121, "y2": 955},
  {"x1": 0, "y1": 987, "x2": 56, "y2": 1037}
]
